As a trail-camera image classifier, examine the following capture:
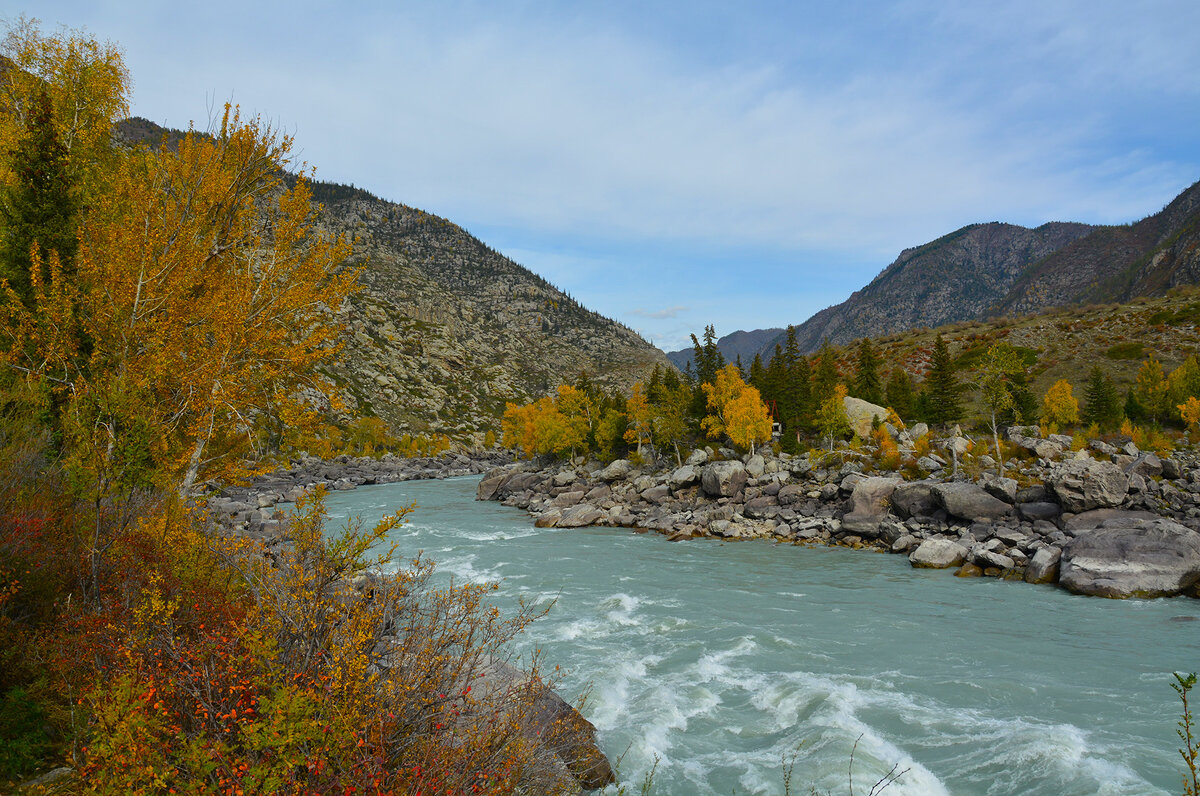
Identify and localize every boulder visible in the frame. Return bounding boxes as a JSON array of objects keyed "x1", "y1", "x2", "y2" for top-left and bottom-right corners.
[
  {"x1": 972, "y1": 549, "x2": 1016, "y2": 570},
  {"x1": 597, "y1": 459, "x2": 634, "y2": 482},
  {"x1": 685, "y1": 449, "x2": 709, "y2": 466},
  {"x1": 1124, "y1": 453, "x2": 1163, "y2": 479},
  {"x1": 556, "y1": 504, "x2": 606, "y2": 528},
  {"x1": 891, "y1": 481, "x2": 939, "y2": 519},
  {"x1": 550, "y1": 490, "x2": 586, "y2": 508},
  {"x1": 840, "y1": 476, "x2": 902, "y2": 537},
  {"x1": 842, "y1": 396, "x2": 890, "y2": 439},
  {"x1": 981, "y1": 476, "x2": 1018, "y2": 504},
  {"x1": 909, "y1": 539, "x2": 968, "y2": 569},
  {"x1": 743, "y1": 495, "x2": 776, "y2": 520},
  {"x1": 932, "y1": 483, "x2": 1013, "y2": 522},
  {"x1": 477, "y1": 469, "x2": 512, "y2": 501},
  {"x1": 667, "y1": 465, "x2": 699, "y2": 490},
  {"x1": 1017, "y1": 502, "x2": 1061, "y2": 522},
  {"x1": 1059, "y1": 520, "x2": 1200, "y2": 598},
  {"x1": 701, "y1": 461, "x2": 747, "y2": 498},
  {"x1": 745, "y1": 454, "x2": 766, "y2": 478},
  {"x1": 1064, "y1": 508, "x2": 1160, "y2": 531},
  {"x1": 1024, "y1": 546, "x2": 1061, "y2": 584},
  {"x1": 1048, "y1": 458, "x2": 1129, "y2": 513}
]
